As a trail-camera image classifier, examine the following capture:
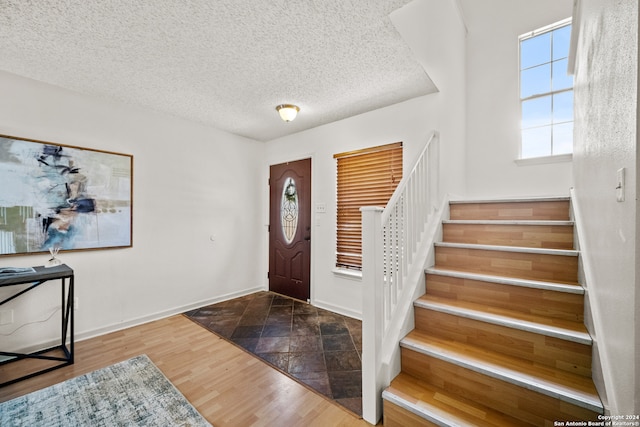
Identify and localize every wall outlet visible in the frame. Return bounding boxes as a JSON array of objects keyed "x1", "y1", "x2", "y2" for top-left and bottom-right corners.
[
  {"x1": 74, "y1": 297, "x2": 79, "y2": 311},
  {"x1": 0, "y1": 309, "x2": 14, "y2": 325}
]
